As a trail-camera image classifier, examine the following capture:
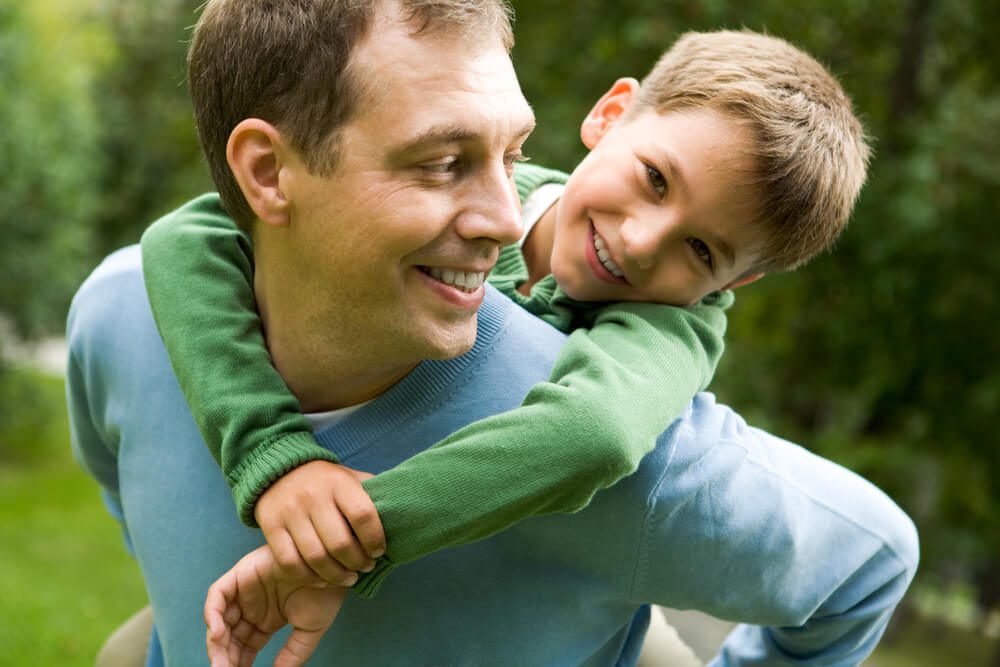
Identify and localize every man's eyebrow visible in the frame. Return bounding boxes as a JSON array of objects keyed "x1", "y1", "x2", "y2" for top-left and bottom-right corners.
[
  {"x1": 397, "y1": 124, "x2": 478, "y2": 152},
  {"x1": 393, "y1": 118, "x2": 536, "y2": 155}
]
